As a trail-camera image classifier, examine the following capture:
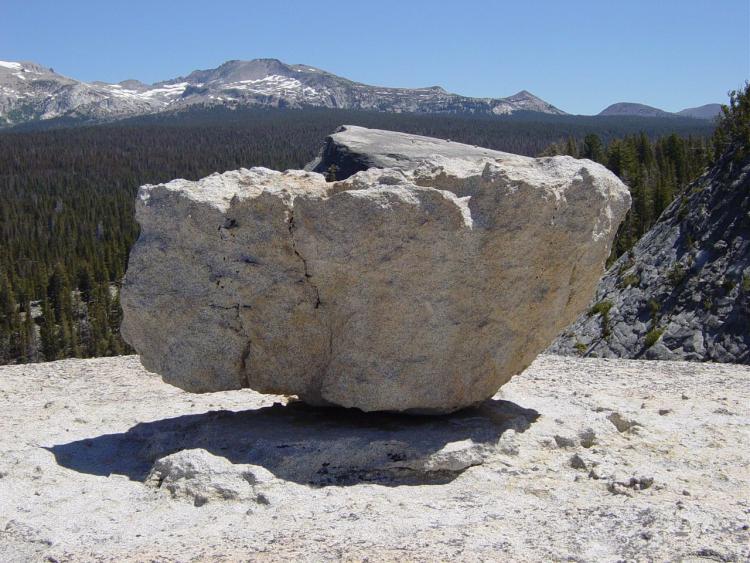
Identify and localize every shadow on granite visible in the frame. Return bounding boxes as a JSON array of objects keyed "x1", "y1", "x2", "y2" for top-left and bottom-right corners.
[{"x1": 48, "y1": 398, "x2": 539, "y2": 487}]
